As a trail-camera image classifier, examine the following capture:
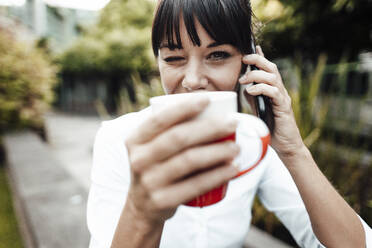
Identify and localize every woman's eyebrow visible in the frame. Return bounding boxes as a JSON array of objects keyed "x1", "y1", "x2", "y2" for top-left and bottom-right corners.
[{"x1": 207, "y1": 42, "x2": 226, "y2": 48}]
